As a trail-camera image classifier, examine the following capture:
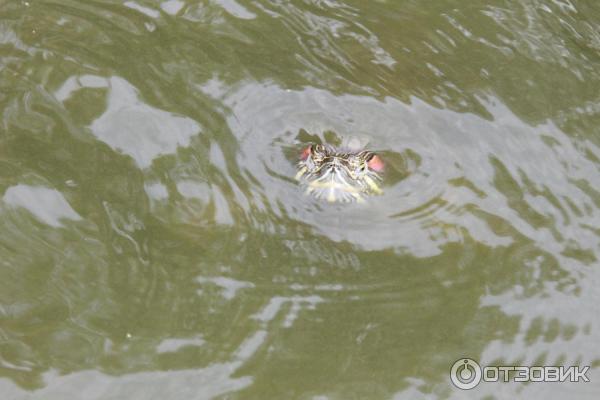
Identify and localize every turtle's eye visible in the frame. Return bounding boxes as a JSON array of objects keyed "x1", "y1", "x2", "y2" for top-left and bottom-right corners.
[
  {"x1": 351, "y1": 157, "x2": 364, "y2": 171},
  {"x1": 352, "y1": 158, "x2": 367, "y2": 174}
]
